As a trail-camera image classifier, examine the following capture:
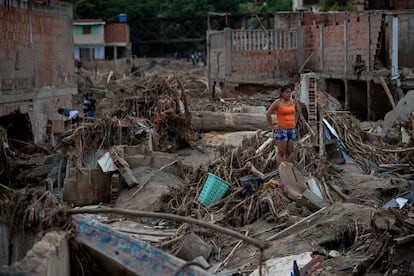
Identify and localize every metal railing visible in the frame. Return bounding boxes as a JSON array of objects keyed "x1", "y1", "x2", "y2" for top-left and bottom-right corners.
[{"x1": 232, "y1": 29, "x2": 297, "y2": 51}]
